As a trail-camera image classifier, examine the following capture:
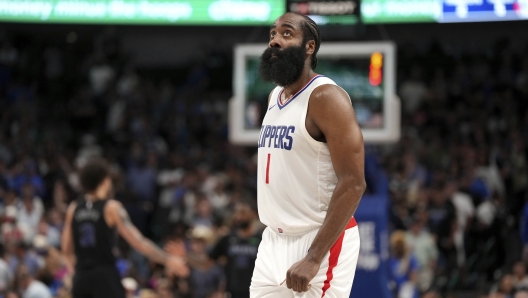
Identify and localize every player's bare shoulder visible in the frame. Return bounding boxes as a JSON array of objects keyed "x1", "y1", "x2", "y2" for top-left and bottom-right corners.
[
  {"x1": 67, "y1": 200, "x2": 78, "y2": 212},
  {"x1": 307, "y1": 84, "x2": 355, "y2": 125},
  {"x1": 306, "y1": 83, "x2": 358, "y2": 141},
  {"x1": 309, "y1": 84, "x2": 353, "y2": 112},
  {"x1": 105, "y1": 198, "x2": 121, "y2": 210},
  {"x1": 103, "y1": 199, "x2": 124, "y2": 227},
  {"x1": 65, "y1": 201, "x2": 77, "y2": 219}
]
